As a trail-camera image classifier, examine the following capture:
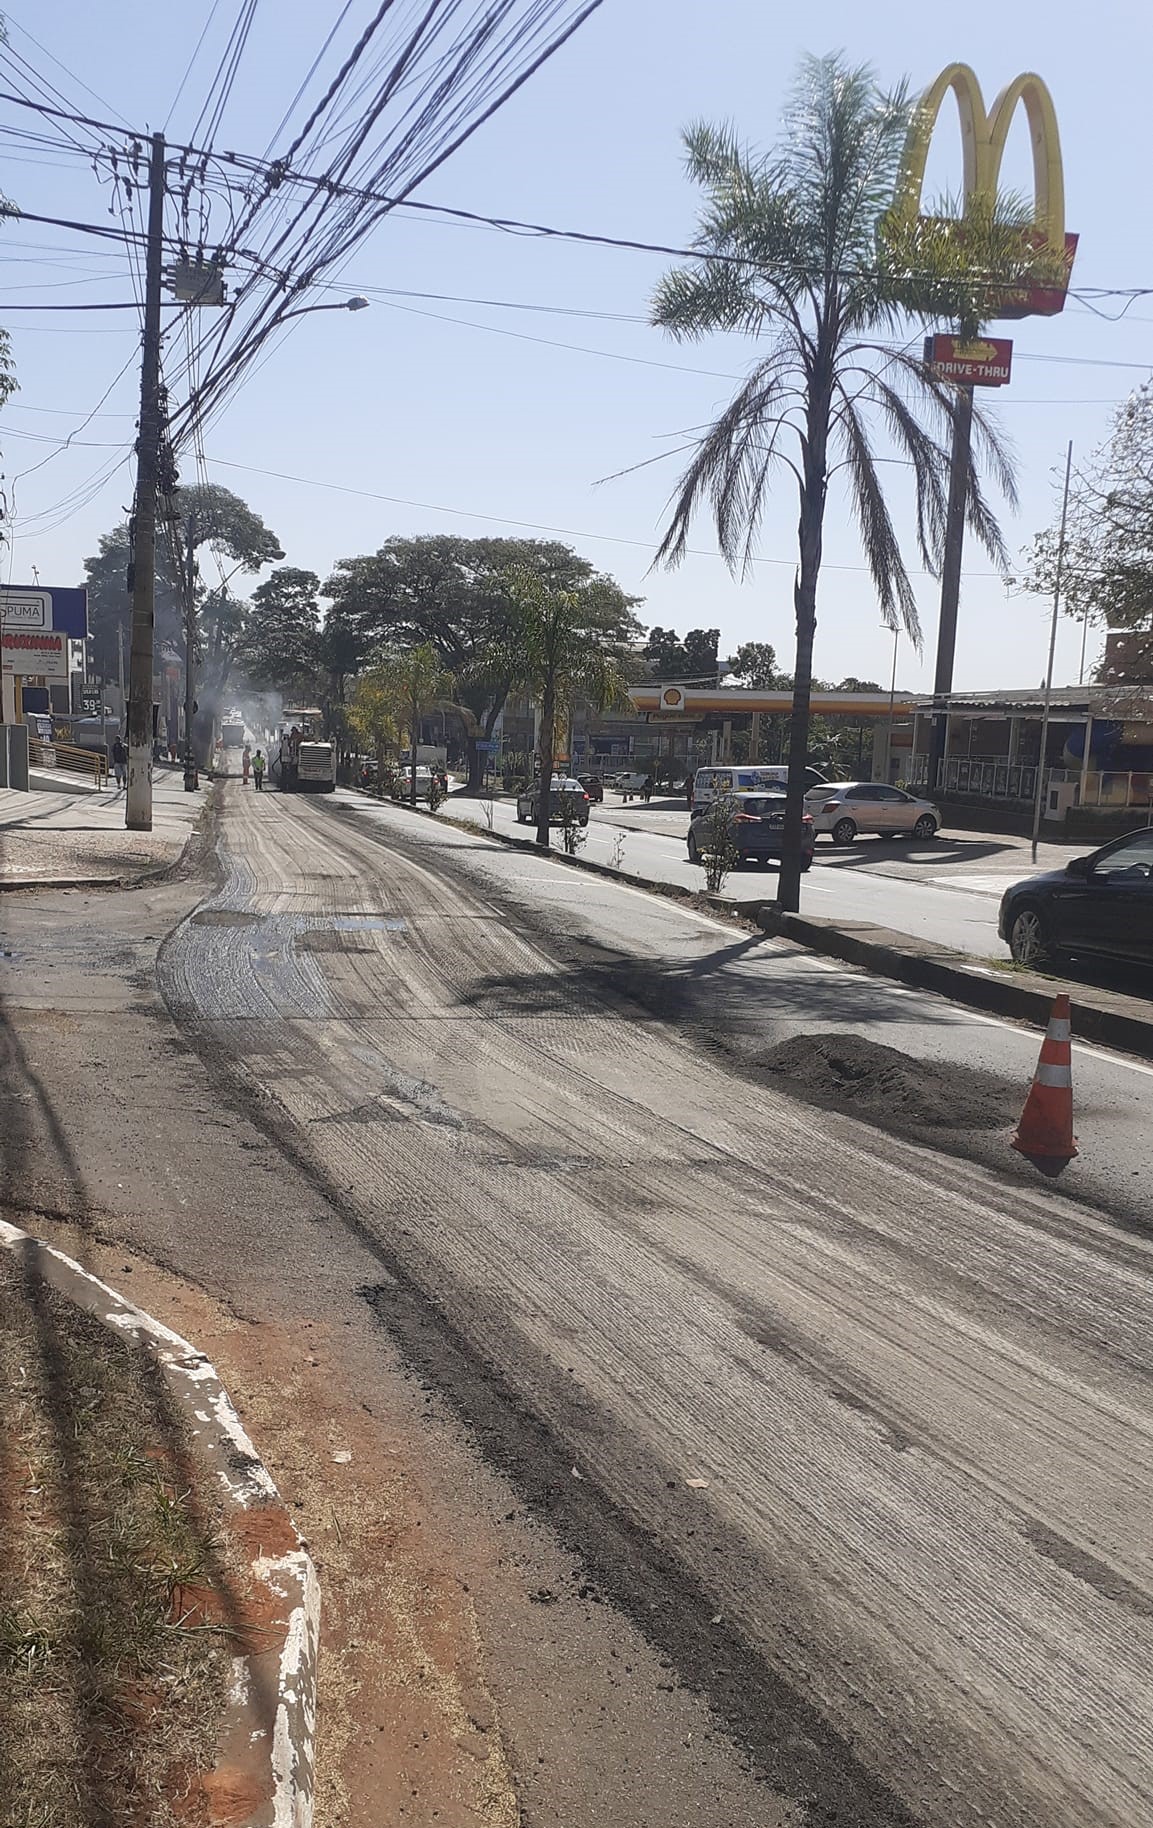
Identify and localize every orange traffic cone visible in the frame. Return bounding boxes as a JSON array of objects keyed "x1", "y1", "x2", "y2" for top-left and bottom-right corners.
[{"x1": 1012, "y1": 993, "x2": 1077, "y2": 1164}]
